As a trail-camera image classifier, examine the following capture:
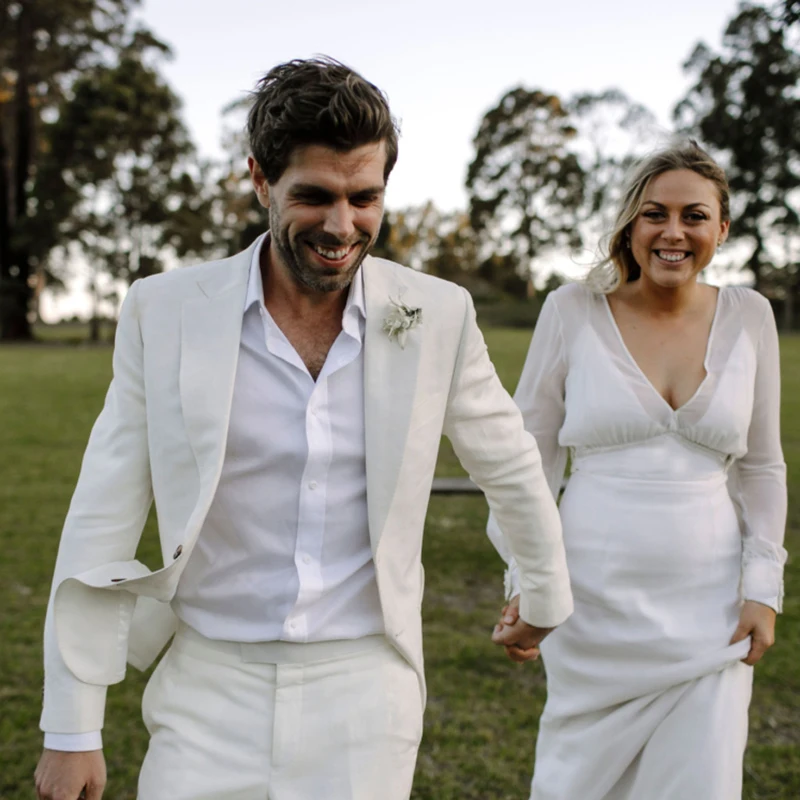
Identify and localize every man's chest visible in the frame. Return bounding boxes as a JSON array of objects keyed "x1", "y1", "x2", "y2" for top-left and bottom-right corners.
[{"x1": 270, "y1": 315, "x2": 344, "y2": 381}]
